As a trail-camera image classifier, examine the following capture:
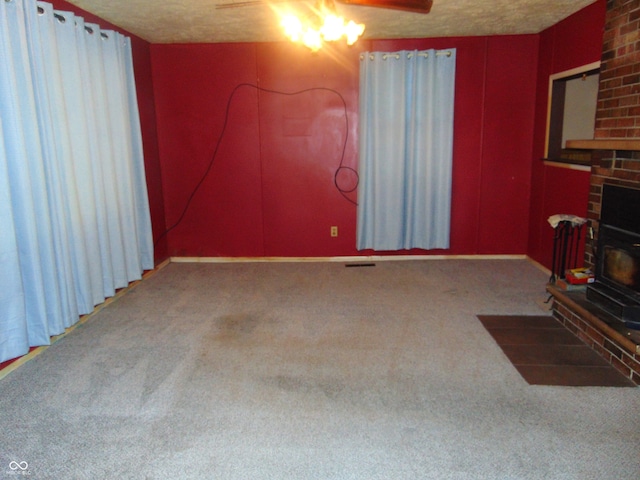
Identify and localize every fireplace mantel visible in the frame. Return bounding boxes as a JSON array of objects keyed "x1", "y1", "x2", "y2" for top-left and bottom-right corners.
[{"x1": 566, "y1": 139, "x2": 640, "y2": 151}]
